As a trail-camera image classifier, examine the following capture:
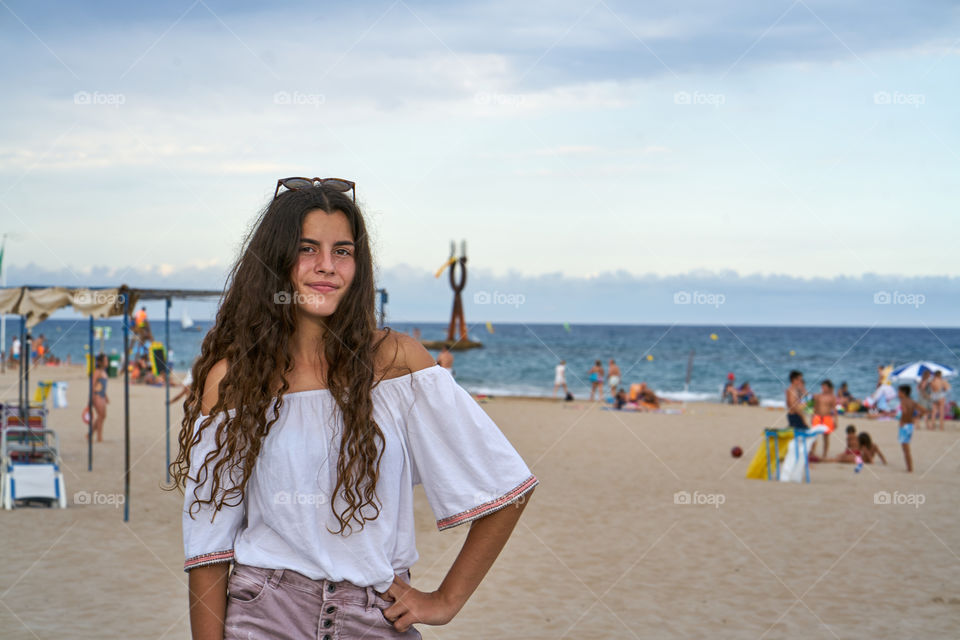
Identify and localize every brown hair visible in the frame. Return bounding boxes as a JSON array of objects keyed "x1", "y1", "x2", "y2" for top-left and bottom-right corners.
[{"x1": 165, "y1": 185, "x2": 395, "y2": 534}]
